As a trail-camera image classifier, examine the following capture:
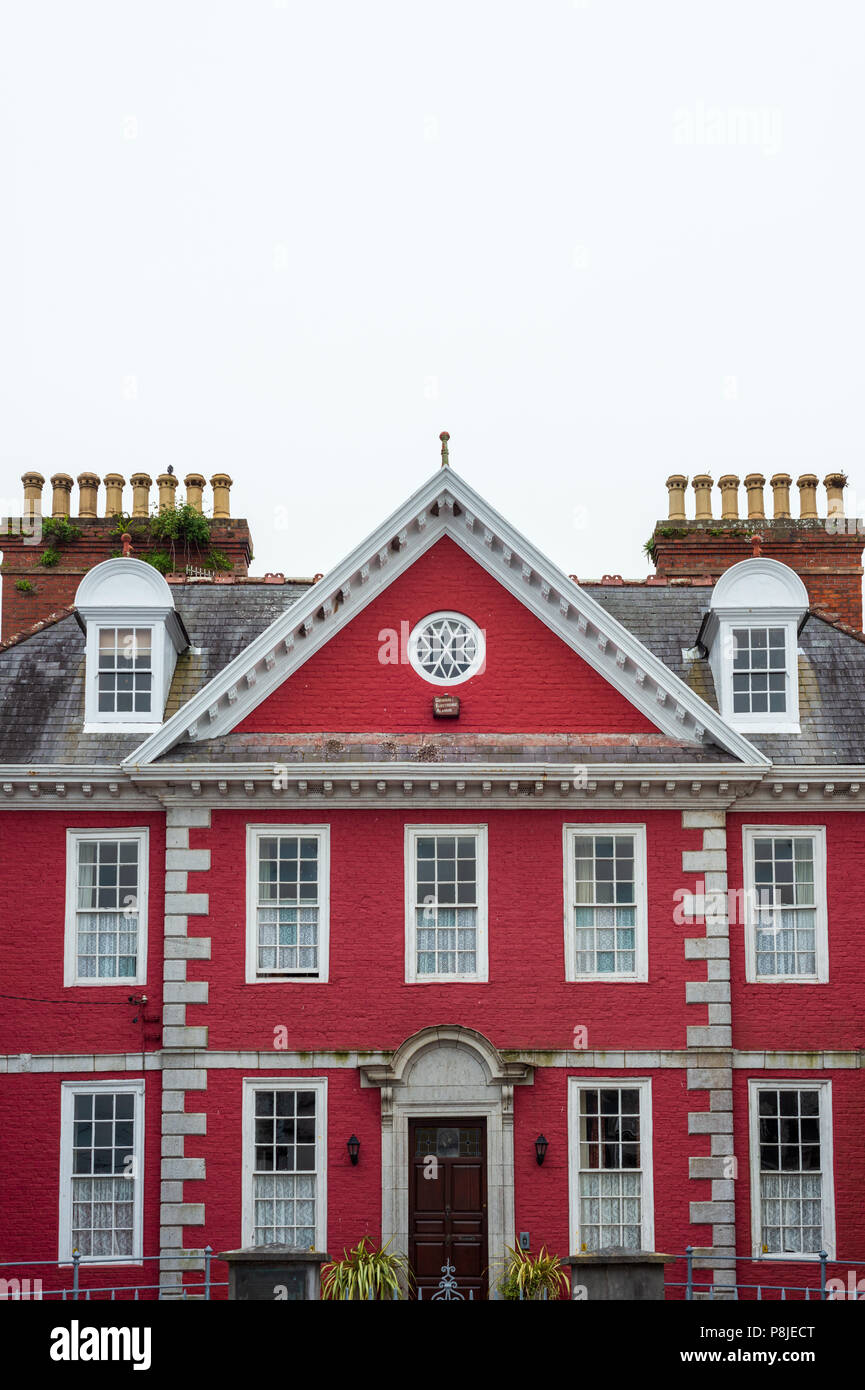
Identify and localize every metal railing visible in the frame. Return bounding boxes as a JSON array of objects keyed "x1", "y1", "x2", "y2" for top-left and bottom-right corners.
[
  {"x1": 5, "y1": 1246, "x2": 860, "y2": 1302},
  {"x1": 0, "y1": 1248, "x2": 227, "y2": 1301},
  {"x1": 666, "y1": 1247, "x2": 865, "y2": 1301}
]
